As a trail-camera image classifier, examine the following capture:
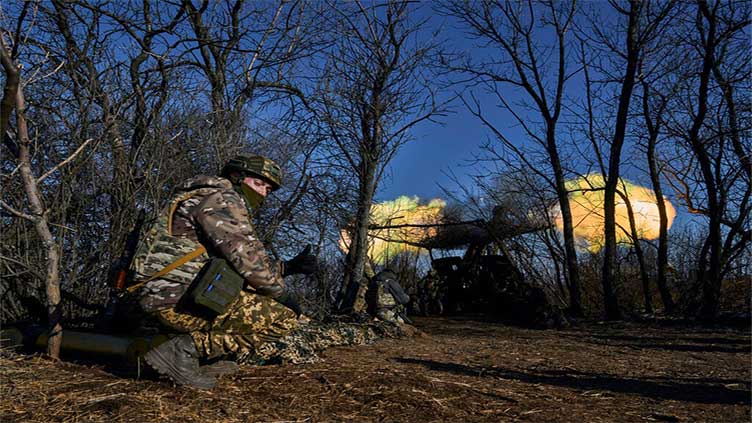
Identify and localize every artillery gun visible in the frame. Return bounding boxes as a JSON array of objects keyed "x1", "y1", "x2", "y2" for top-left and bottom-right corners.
[{"x1": 376, "y1": 205, "x2": 567, "y2": 328}]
